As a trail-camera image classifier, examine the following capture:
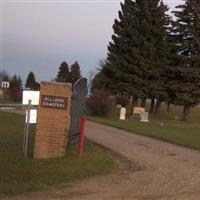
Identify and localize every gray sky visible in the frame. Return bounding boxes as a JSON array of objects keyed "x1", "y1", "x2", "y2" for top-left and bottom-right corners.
[{"x1": 1, "y1": 0, "x2": 183, "y2": 83}]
